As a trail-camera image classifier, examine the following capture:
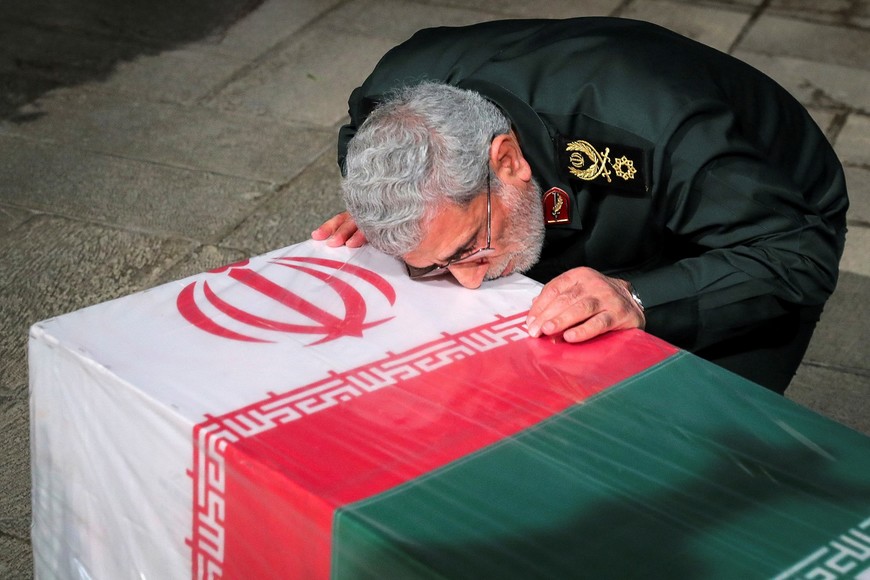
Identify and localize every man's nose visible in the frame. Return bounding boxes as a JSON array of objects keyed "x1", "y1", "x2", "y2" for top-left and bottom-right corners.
[{"x1": 447, "y1": 262, "x2": 488, "y2": 289}]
